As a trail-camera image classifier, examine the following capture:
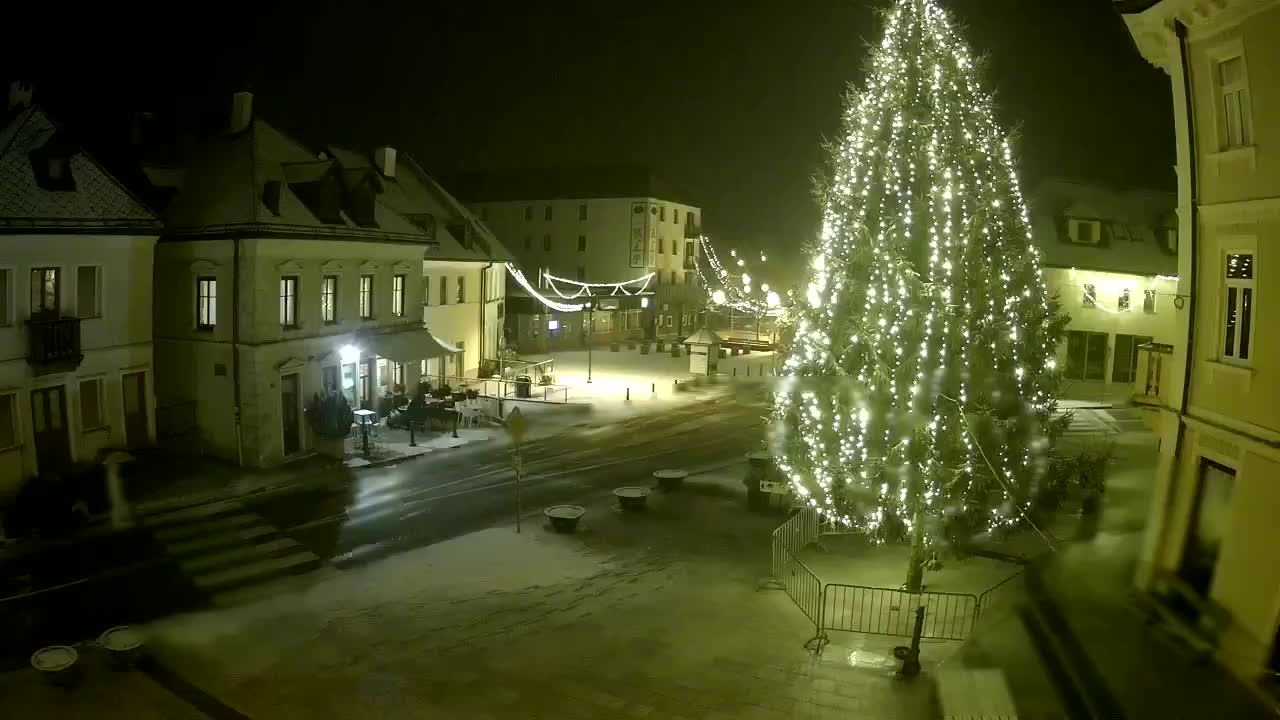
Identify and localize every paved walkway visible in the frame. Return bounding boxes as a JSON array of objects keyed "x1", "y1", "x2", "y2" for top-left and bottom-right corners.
[{"x1": 110, "y1": 468, "x2": 944, "y2": 719}]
